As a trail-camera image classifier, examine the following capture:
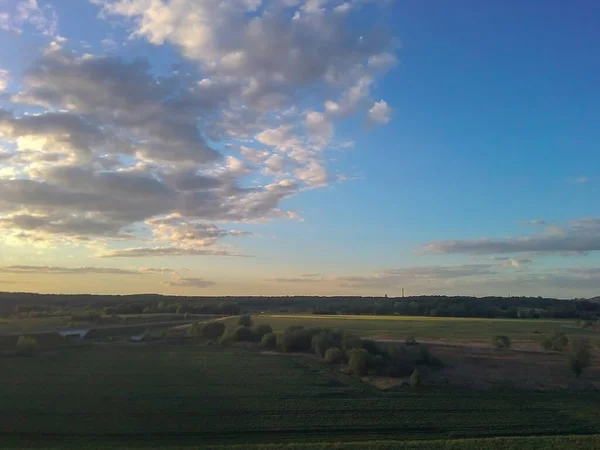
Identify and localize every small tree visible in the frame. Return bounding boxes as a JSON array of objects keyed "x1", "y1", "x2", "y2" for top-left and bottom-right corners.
[
  {"x1": 342, "y1": 333, "x2": 362, "y2": 351},
  {"x1": 493, "y1": 335, "x2": 511, "y2": 349},
  {"x1": 187, "y1": 322, "x2": 201, "y2": 337},
  {"x1": 260, "y1": 332, "x2": 277, "y2": 349},
  {"x1": 252, "y1": 324, "x2": 273, "y2": 340},
  {"x1": 202, "y1": 322, "x2": 226, "y2": 339},
  {"x1": 568, "y1": 337, "x2": 592, "y2": 378},
  {"x1": 312, "y1": 331, "x2": 335, "y2": 357},
  {"x1": 238, "y1": 314, "x2": 253, "y2": 327},
  {"x1": 233, "y1": 325, "x2": 256, "y2": 342},
  {"x1": 410, "y1": 369, "x2": 422, "y2": 388},
  {"x1": 348, "y1": 348, "x2": 369, "y2": 376},
  {"x1": 542, "y1": 331, "x2": 569, "y2": 351},
  {"x1": 324, "y1": 347, "x2": 343, "y2": 364},
  {"x1": 16, "y1": 336, "x2": 38, "y2": 356}
]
